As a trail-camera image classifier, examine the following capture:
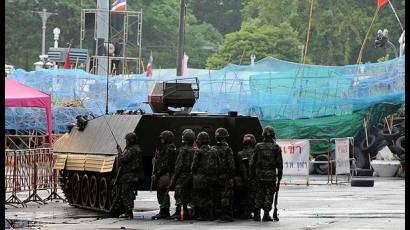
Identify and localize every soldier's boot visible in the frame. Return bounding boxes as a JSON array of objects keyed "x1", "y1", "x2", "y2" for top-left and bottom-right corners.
[
  {"x1": 162, "y1": 207, "x2": 170, "y2": 218},
  {"x1": 208, "y1": 208, "x2": 215, "y2": 221},
  {"x1": 273, "y1": 209, "x2": 279, "y2": 221},
  {"x1": 168, "y1": 205, "x2": 181, "y2": 220},
  {"x1": 119, "y1": 210, "x2": 133, "y2": 219},
  {"x1": 253, "y1": 209, "x2": 261, "y2": 221},
  {"x1": 262, "y1": 210, "x2": 273, "y2": 222},
  {"x1": 151, "y1": 208, "x2": 169, "y2": 220},
  {"x1": 196, "y1": 210, "x2": 206, "y2": 221}
]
